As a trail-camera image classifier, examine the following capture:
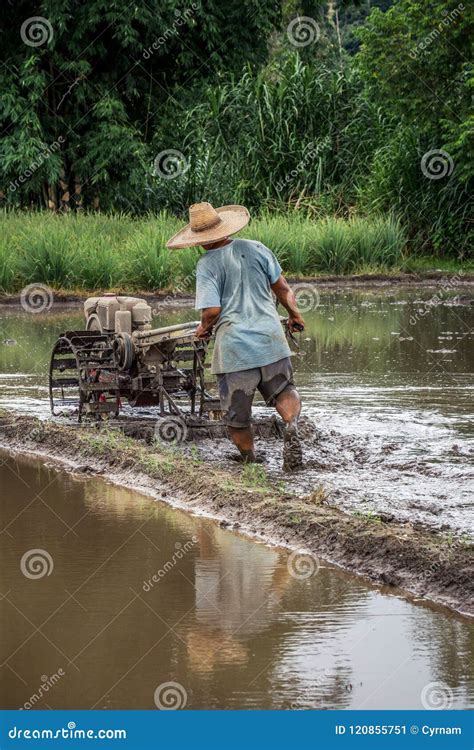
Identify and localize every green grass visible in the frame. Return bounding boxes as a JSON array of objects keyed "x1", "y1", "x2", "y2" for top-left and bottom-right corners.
[
  {"x1": 353, "y1": 510, "x2": 382, "y2": 524},
  {"x1": 0, "y1": 208, "x2": 466, "y2": 295},
  {"x1": 241, "y1": 463, "x2": 271, "y2": 490}
]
